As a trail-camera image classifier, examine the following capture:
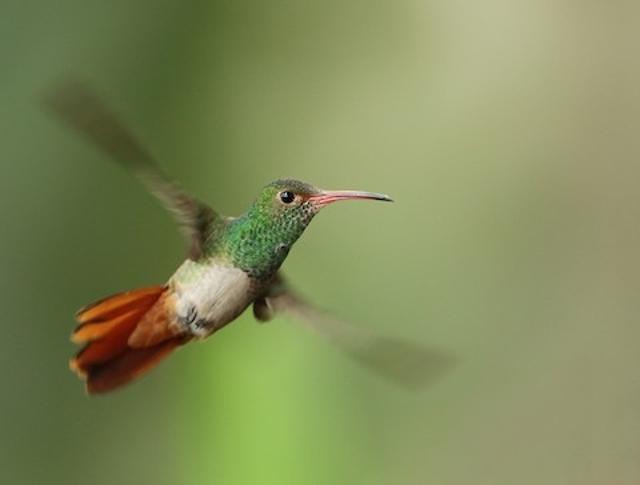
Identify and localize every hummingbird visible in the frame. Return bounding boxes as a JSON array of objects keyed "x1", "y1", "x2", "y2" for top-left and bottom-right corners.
[{"x1": 44, "y1": 80, "x2": 449, "y2": 394}]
